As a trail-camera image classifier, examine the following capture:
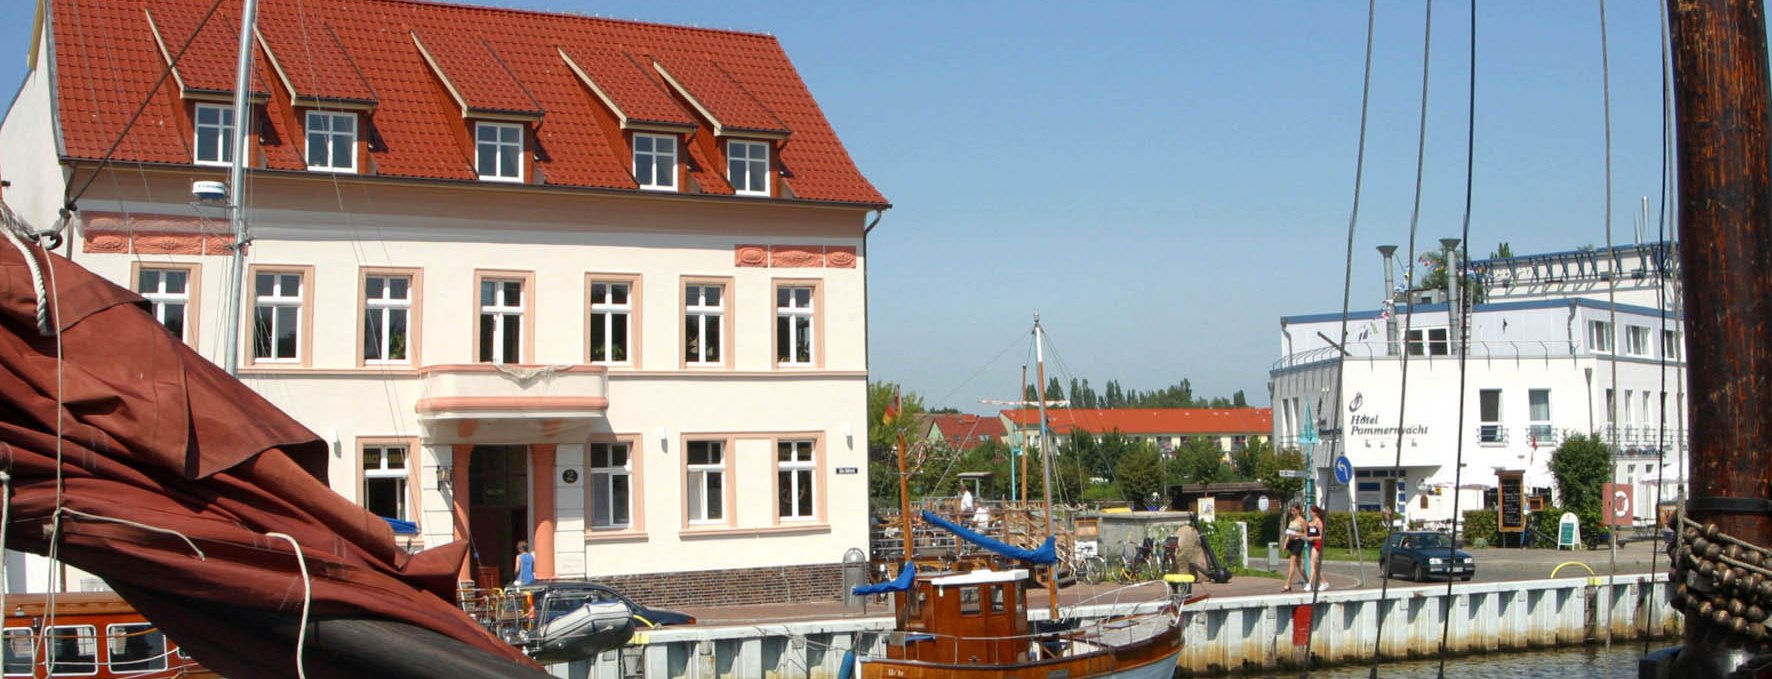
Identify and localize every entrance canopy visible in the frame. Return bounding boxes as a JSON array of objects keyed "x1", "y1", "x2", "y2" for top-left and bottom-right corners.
[{"x1": 415, "y1": 364, "x2": 608, "y2": 444}]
